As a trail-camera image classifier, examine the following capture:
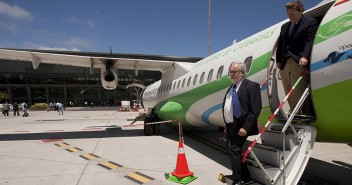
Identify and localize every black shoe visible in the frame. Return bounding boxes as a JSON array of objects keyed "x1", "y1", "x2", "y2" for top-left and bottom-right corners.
[
  {"x1": 241, "y1": 178, "x2": 251, "y2": 184},
  {"x1": 233, "y1": 179, "x2": 242, "y2": 185}
]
